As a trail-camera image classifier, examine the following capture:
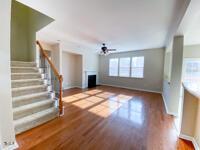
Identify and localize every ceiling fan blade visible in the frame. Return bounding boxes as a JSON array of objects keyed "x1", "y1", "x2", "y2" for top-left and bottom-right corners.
[{"x1": 107, "y1": 49, "x2": 116, "y2": 51}]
